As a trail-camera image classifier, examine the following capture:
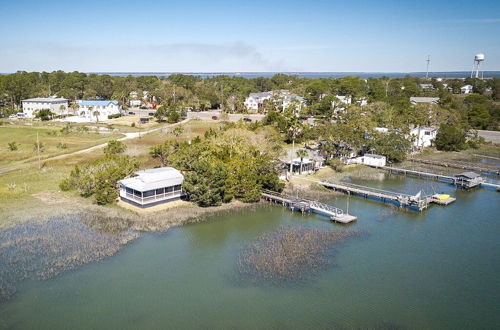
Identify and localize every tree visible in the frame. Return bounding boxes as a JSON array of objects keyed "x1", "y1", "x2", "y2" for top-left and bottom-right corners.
[
  {"x1": 35, "y1": 109, "x2": 53, "y2": 121},
  {"x1": 435, "y1": 124, "x2": 467, "y2": 151},
  {"x1": 93, "y1": 110, "x2": 100, "y2": 122},
  {"x1": 182, "y1": 158, "x2": 227, "y2": 207},
  {"x1": 103, "y1": 140, "x2": 127, "y2": 155},
  {"x1": 296, "y1": 149, "x2": 308, "y2": 174},
  {"x1": 173, "y1": 125, "x2": 184, "y2": 137},
  {"x1": 369, "y1": 132, "x2": 412, "y2": 163},
  {"x1": 150, "y1": 141, "x2": 175, "y2": 166}
]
